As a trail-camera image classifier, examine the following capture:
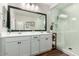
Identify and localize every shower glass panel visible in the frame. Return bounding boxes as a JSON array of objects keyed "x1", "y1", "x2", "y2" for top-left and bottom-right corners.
[{"x1": 57, "y1": 4, "x2": 79, "y2": 55}]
